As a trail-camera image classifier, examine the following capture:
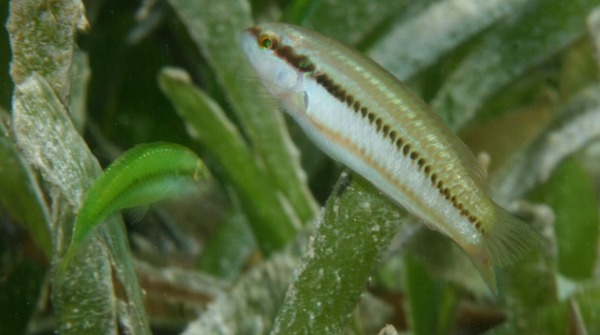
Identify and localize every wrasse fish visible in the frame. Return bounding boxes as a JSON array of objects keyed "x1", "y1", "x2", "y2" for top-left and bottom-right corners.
[{"x1": 241, "y1": 23, "x2": 539, "y2": 292}]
